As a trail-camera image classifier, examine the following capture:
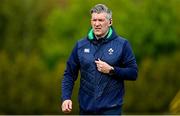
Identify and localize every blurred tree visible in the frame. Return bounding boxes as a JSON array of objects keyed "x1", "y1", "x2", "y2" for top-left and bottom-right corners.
[
  {"x1": 170, "y1": 90, "x2": 180, "y2": 114},
  {"x1": 124, "y1": 51, "x2": 180, "y2": 114},
  {"x1": 0, "y1": 51, "x2": 60, "y2": 114}
]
